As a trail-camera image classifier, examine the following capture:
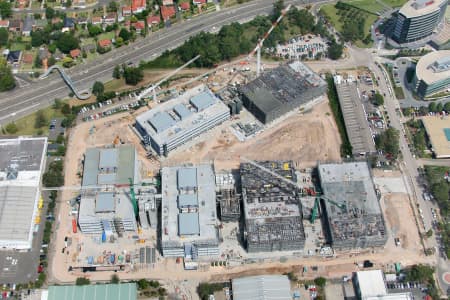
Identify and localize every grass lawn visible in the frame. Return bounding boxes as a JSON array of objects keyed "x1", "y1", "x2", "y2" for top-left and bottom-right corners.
[
  {"x1": 104, "y1": 78, "x2": 126, "y2": 92},
  {"x1": 320, "y1": 3, "x2": 377, "y2": 47},
  {"x1": 1, "y1": 106, "x2": 65, "y2": 136},
  {"x1": 346, "y1": 0, "x2": 384, "y2": 14},
  {"x1": 10, "y1": 43, "x2": 26, "y2": 51},
  {"x1": 98, "y1": 31, "x2": 115, "y2": 41},
  {"x1": 380, "y1": 0, "x2": 409, "y2": 8}
]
